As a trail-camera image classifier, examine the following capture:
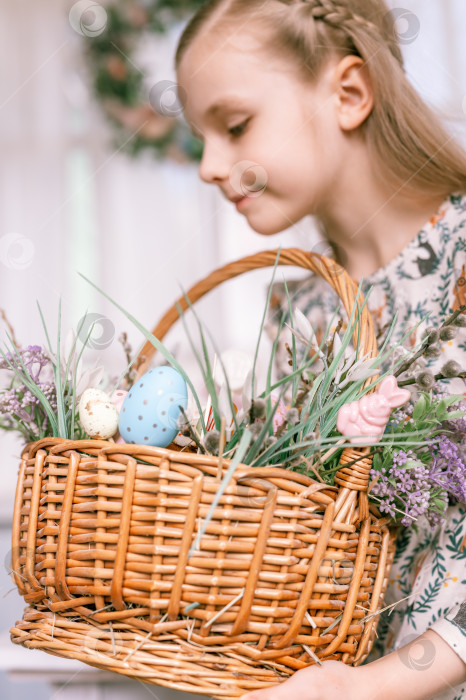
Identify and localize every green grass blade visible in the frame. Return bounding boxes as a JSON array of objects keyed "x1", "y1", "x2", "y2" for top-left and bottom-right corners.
[
  {"x1": 55, "y1": 299, "x2": 67, "y2": 438},
  {"x1": 36, "y1": 301, "x2": 54, "y2": 355},
  {"x1": 265, "y1": 312, "x2": 287, "y2": 435},
  {"x1": 251, "y1": 249, "x2": 282, "y2": 406},
  {"x1": 244, "y1": 383, "x2": 290, "y2": 463},
  {"x1": 68, "y1": 317, "x2": 104, "y2": 438},
  {"x1": 282, "y1": 279, "x2": 300, "y2": 405},
  {"x1": 178, "y1": 293, "x2": 220, "y2": 431}
]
